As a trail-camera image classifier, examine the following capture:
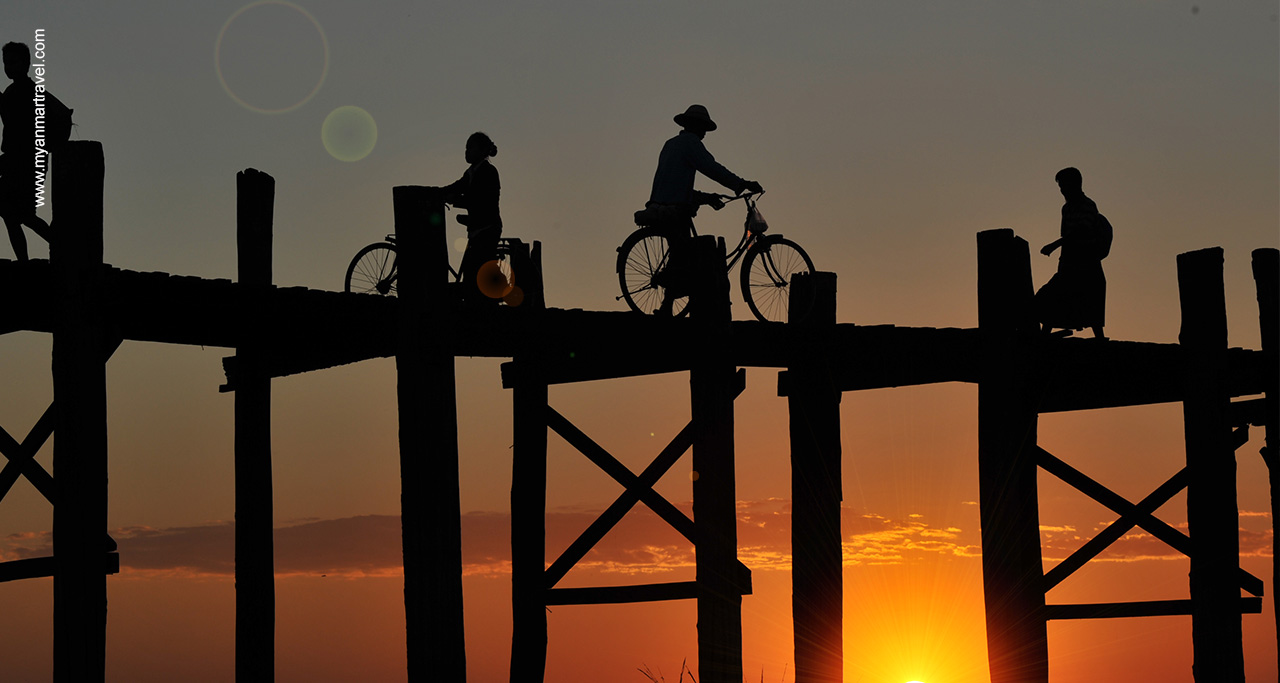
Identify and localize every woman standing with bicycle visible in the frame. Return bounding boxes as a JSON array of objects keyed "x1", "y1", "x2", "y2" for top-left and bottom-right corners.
[{"x1": 444, "y1": 131, "x2": 503, "y2": 303}]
